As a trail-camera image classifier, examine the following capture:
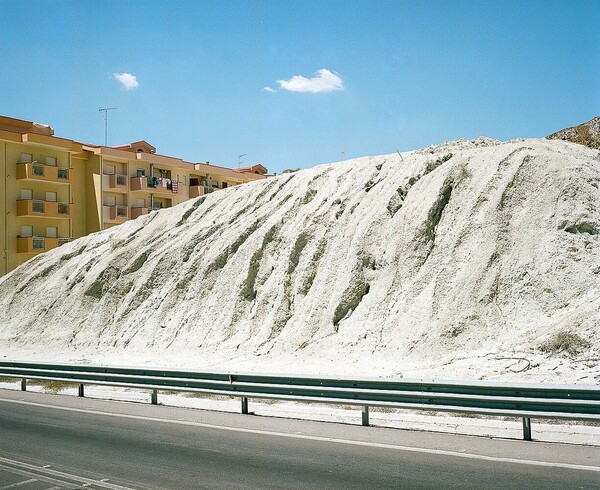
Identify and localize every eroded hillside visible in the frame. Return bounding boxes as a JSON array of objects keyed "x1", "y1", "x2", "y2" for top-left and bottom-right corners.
[{"x1": 1, "y1": 137, "x2": 598, "y2": 382}]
